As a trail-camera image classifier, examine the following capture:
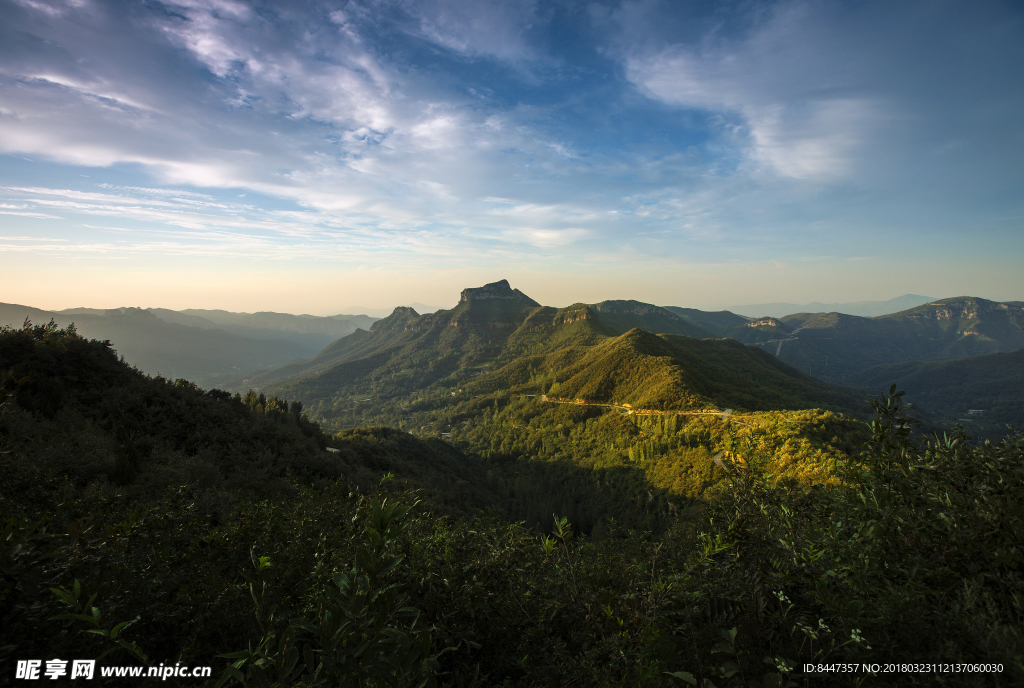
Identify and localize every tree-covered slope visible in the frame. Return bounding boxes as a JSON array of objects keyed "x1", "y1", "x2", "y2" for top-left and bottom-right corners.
[
  {"x1": 476, "y1": 328, "x2": 864, "y2": 414},
  {"x1": 0, "y1": 320, "x2": 501, "y2": 517}
]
